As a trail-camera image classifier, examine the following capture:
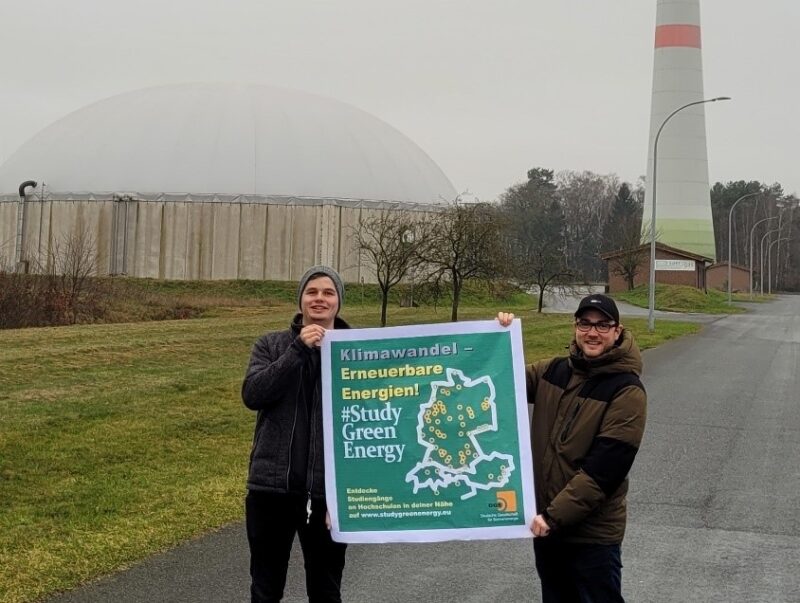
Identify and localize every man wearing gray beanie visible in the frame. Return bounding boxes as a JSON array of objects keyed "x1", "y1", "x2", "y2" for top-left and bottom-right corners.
[{"x1": 242, "y1": 265, "x2": 349, "y2": 602}]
